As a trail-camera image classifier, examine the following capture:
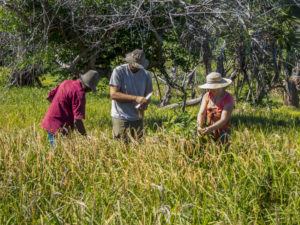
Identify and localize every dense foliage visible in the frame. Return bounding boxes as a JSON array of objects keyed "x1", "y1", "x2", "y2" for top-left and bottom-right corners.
[{"x1": 0, "y1": 0, "x2": 299, "y2": 106}]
